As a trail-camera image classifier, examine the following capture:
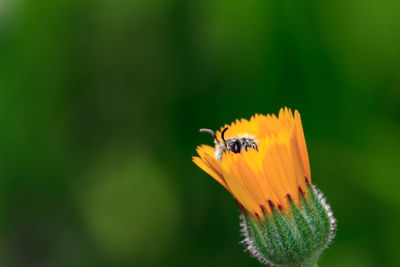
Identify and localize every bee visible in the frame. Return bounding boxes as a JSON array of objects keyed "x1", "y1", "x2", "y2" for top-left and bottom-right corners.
[{"x1": 200, "y1": 127, "x2": 258, "y2": 161}]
